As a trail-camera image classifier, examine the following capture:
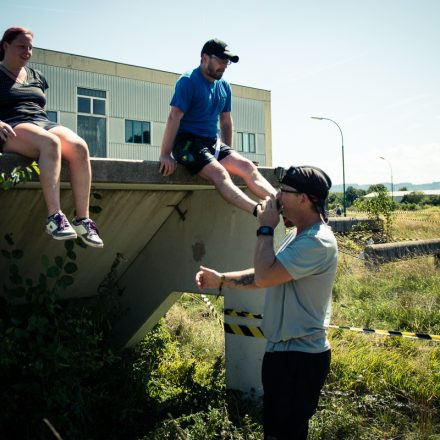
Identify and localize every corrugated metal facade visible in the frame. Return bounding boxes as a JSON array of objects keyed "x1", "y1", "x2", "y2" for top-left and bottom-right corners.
[{"x1": 30, "y1": 55, "x2": 269, "y2": 165}]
